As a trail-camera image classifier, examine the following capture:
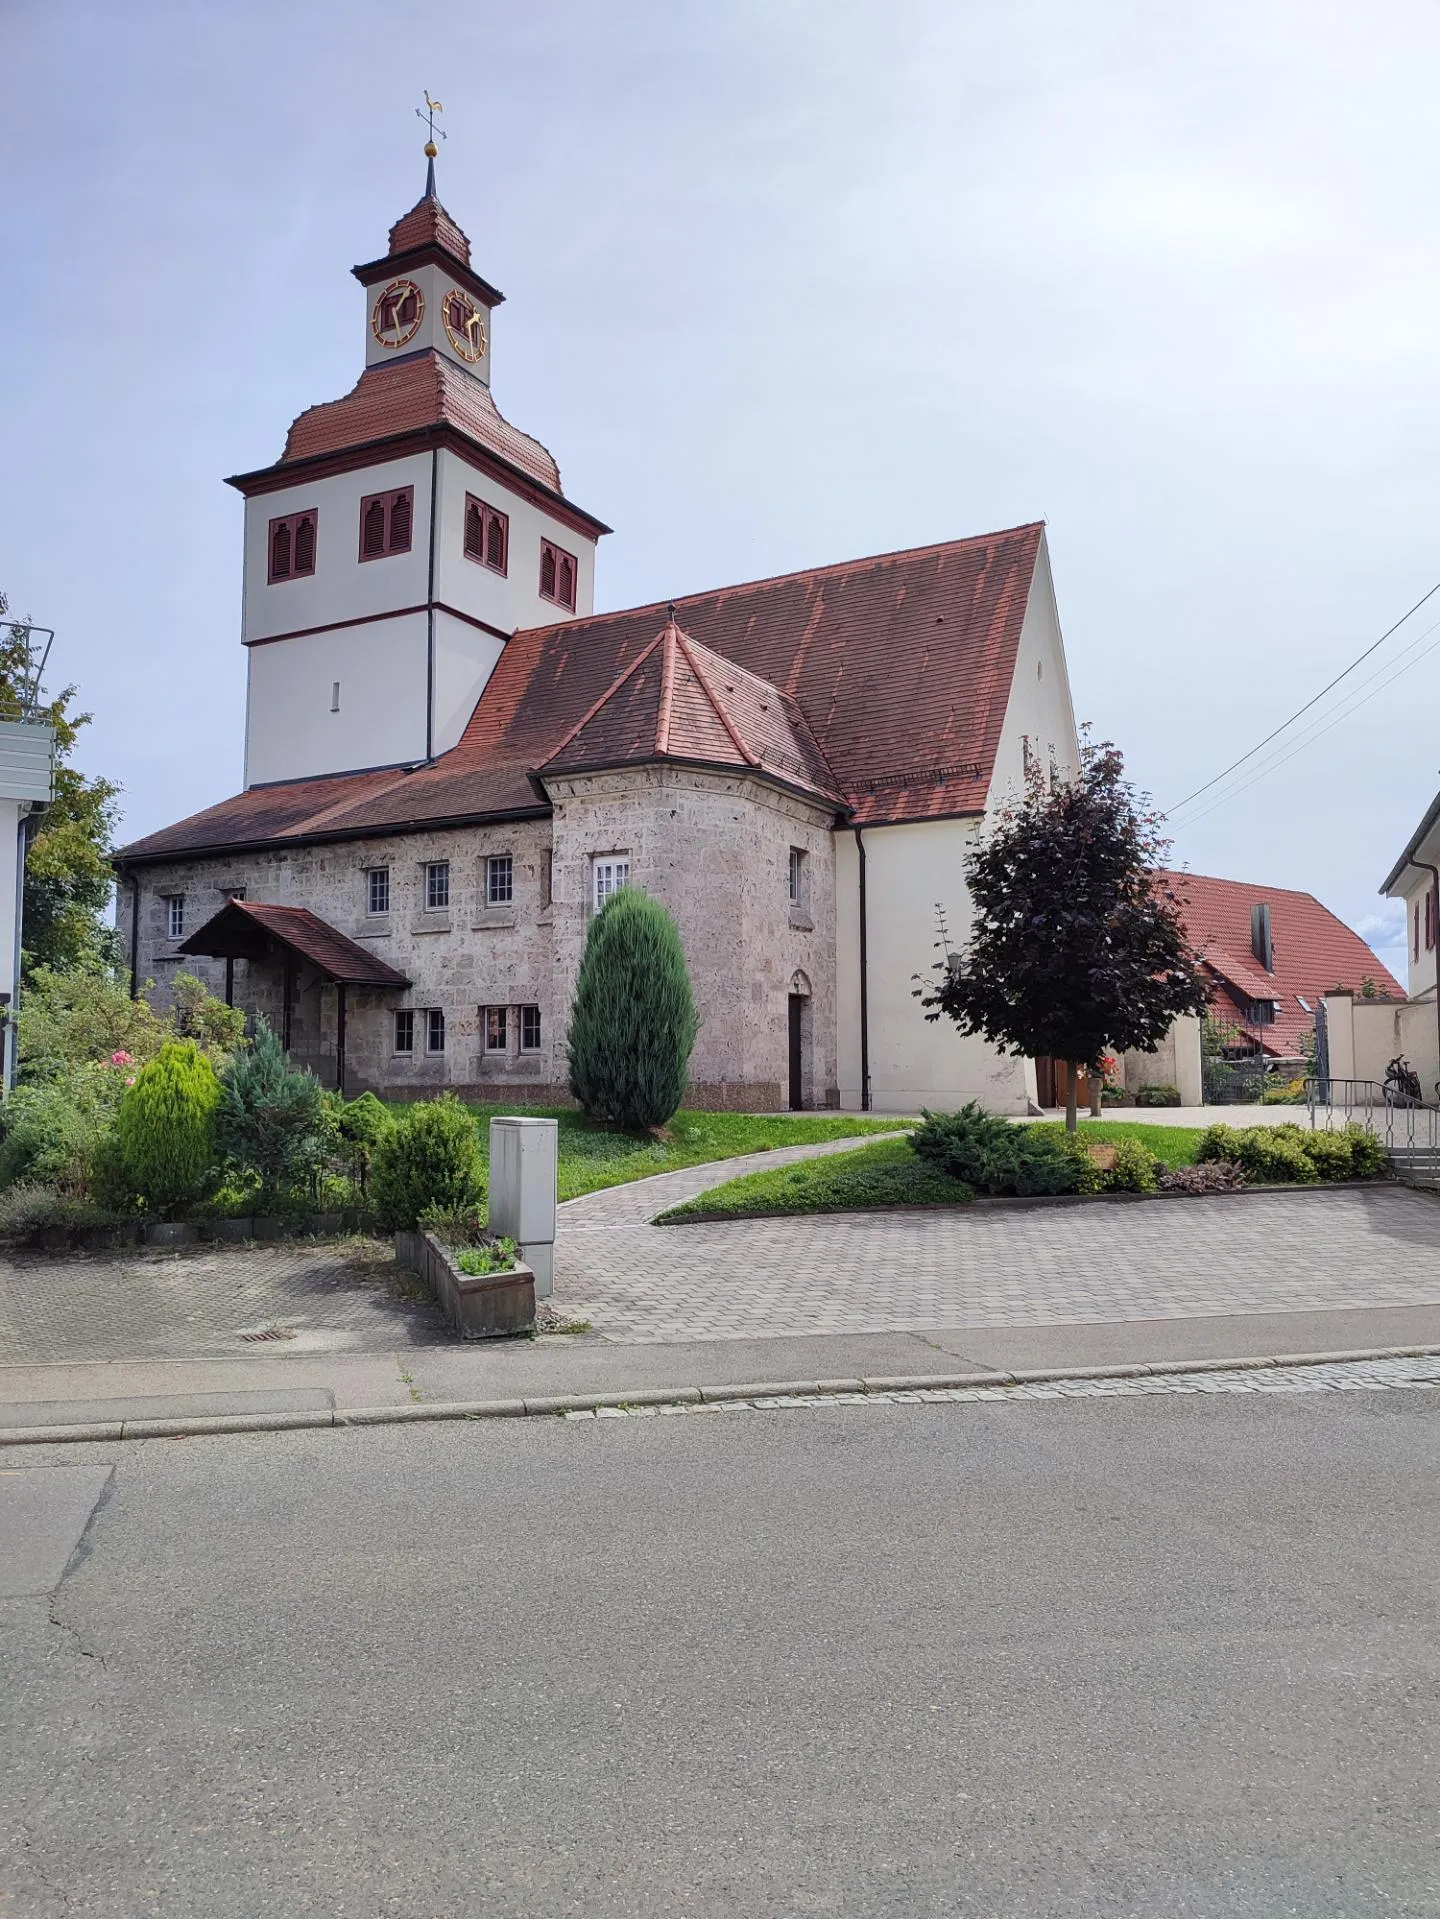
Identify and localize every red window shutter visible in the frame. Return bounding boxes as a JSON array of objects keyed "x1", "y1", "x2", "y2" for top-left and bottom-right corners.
[
  {"x1": 293, "y1": 514, "x2": 315, "y2": 575},
  {"x1": 540, "y1": 543, "x2": 557, "y2": 598},
  {"x1": 486, "y1": 510, "x2": 506, "y2": 570},
  {"x1": 271, "y1": 519, "x2": 291, "y2": 580},
  {"x1": 465, "y1": 501, "x2": 483, "y2": 559},
  {"x1": 362, "y1": 498, "x2": 386, "y2": 557},
  {"x1": 388, "y1": 490, "x2": 412, "y2": 552},
  {"x1": 558, "y1": 554, "x2": 575, "y2": 609}
]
